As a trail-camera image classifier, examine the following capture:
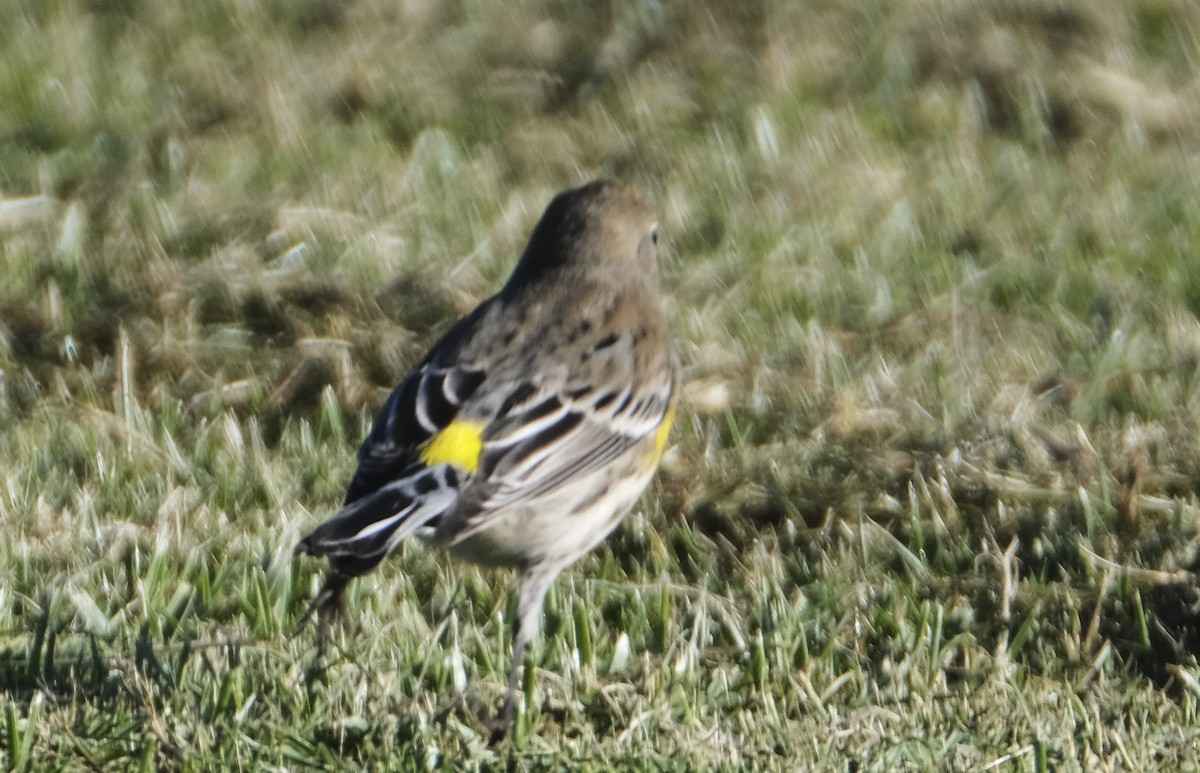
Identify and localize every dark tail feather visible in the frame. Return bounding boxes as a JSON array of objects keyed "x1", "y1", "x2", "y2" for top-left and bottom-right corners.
[
  {"x1": 294, "y1": 467, "x2": 459, "y2": 637},
  {"x1": 295, "y1": 468, "x2": 457, "y2": 564},
  {"x1": 293, "y1": 498, "x2": 398, "y2": 639},
  {"x1": 296, "y1": 485, "x2": 419, "y2": 564}
]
